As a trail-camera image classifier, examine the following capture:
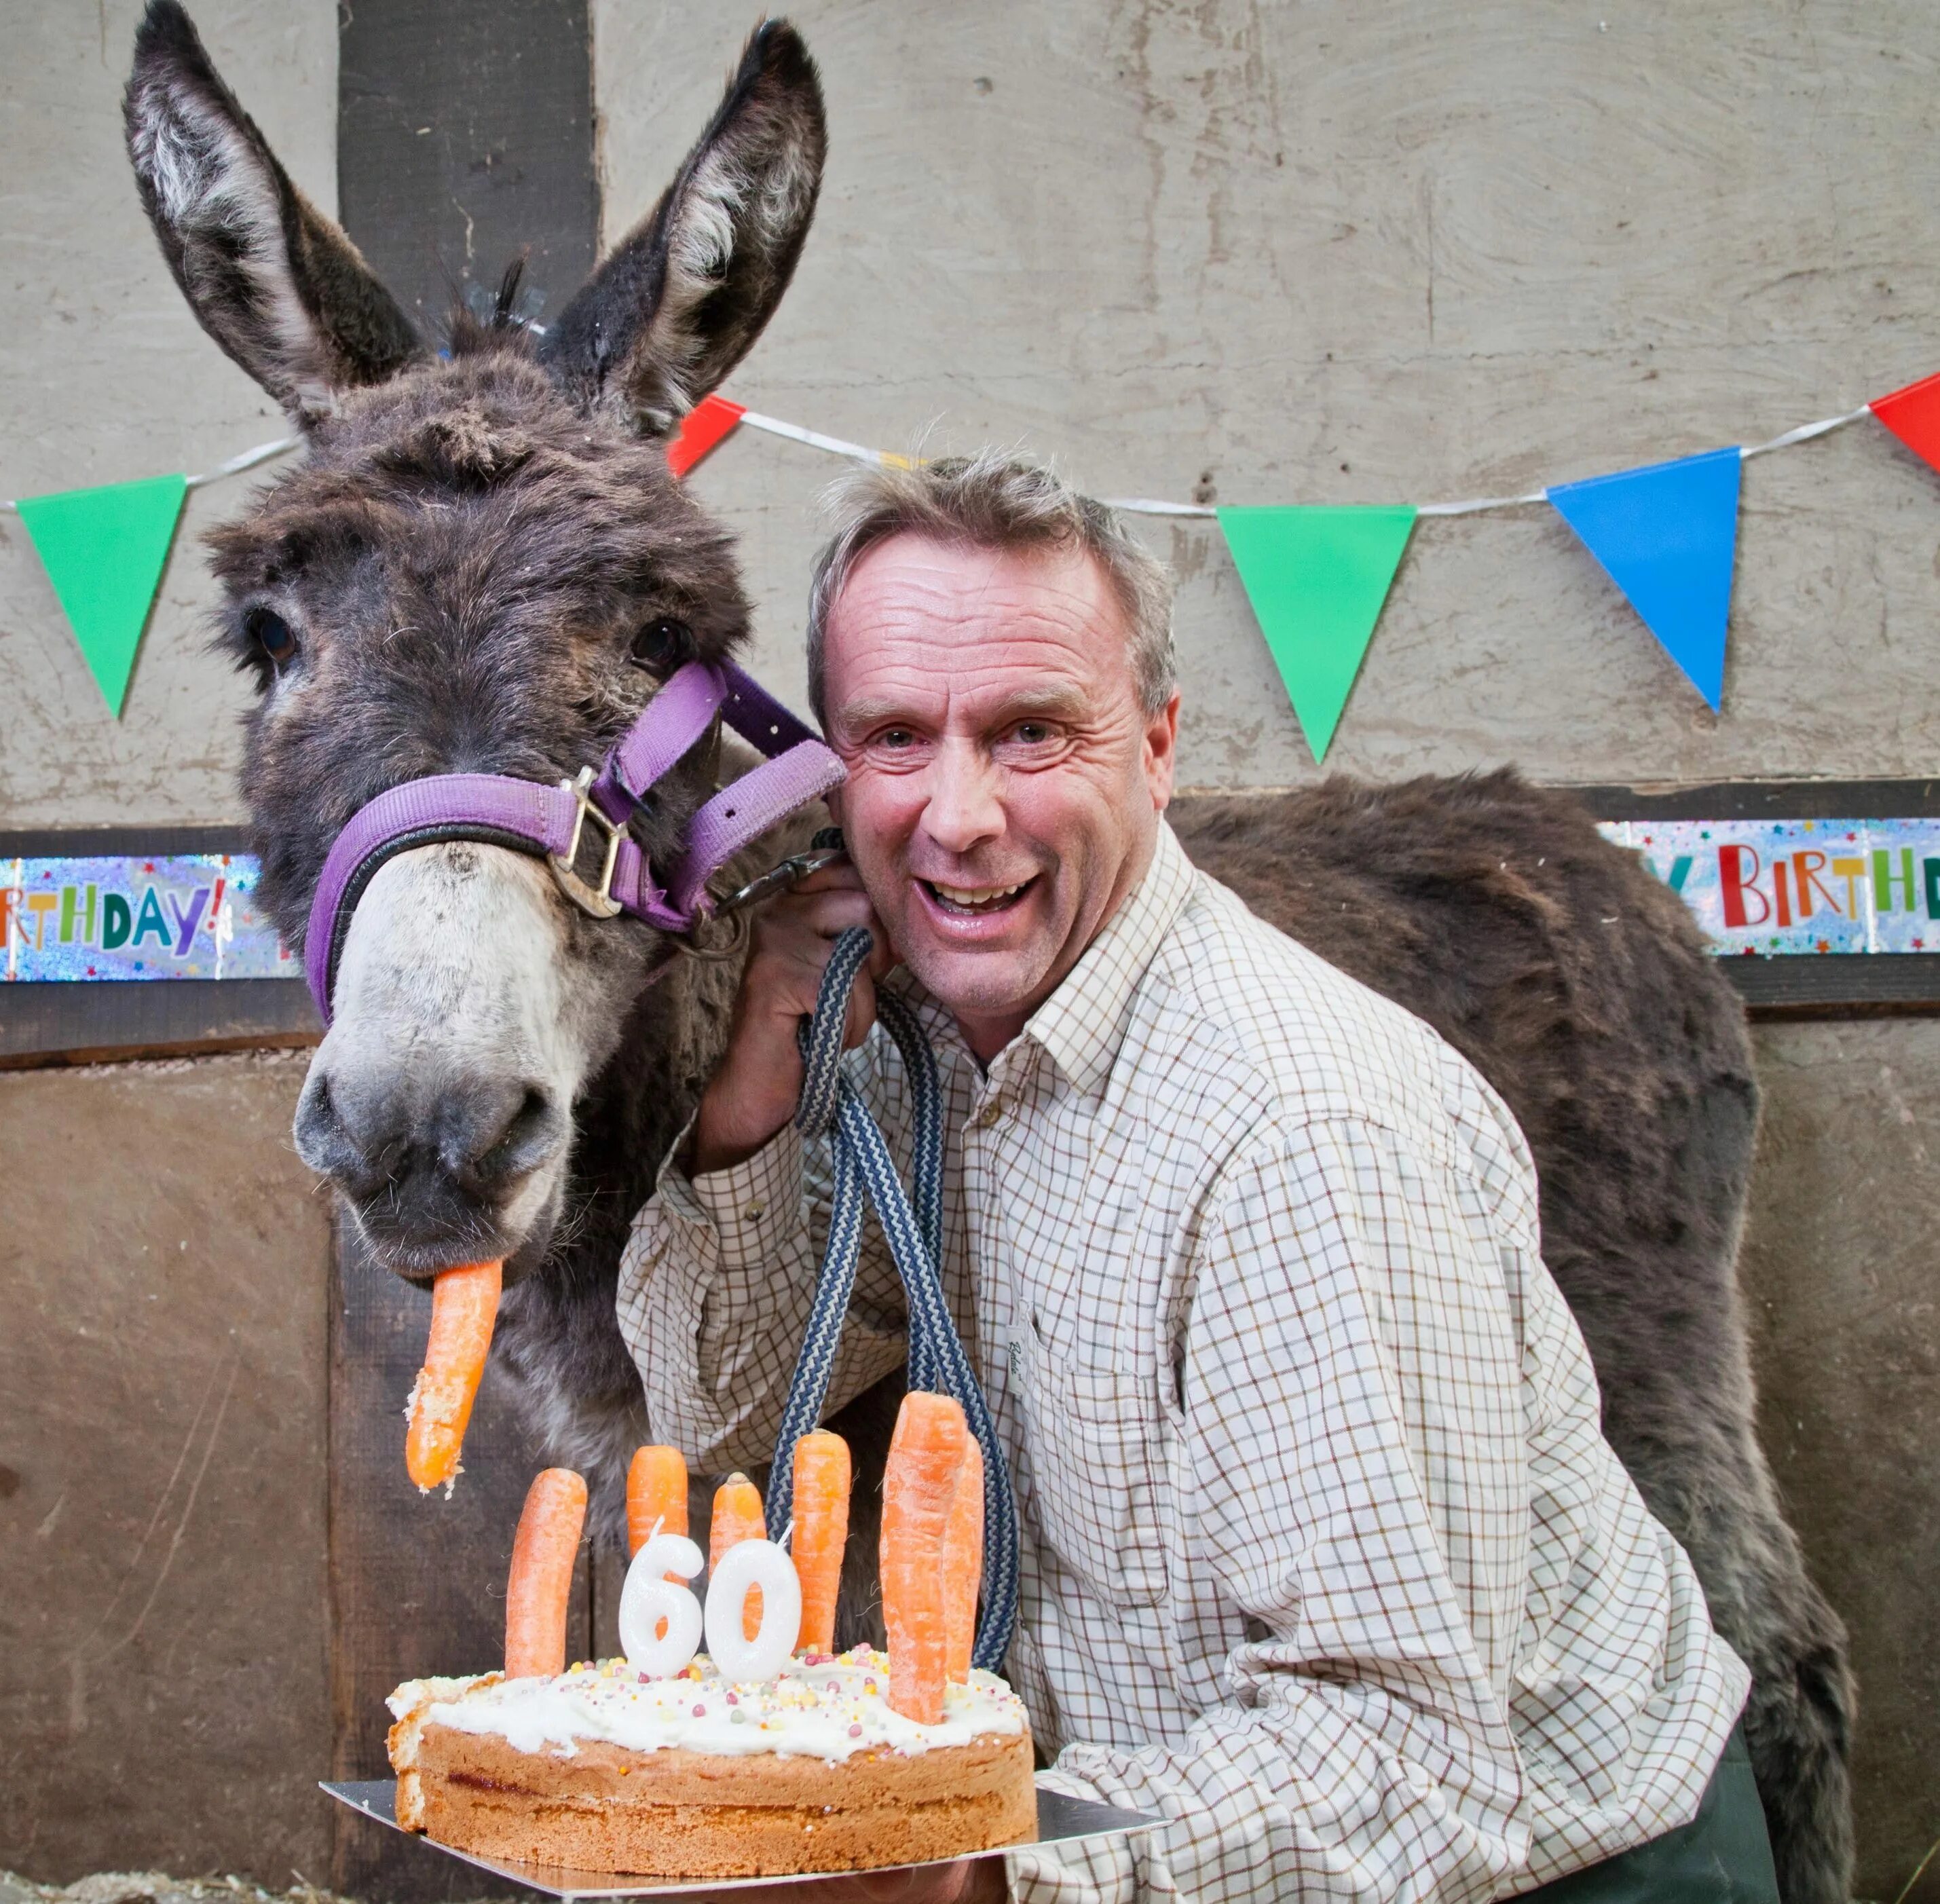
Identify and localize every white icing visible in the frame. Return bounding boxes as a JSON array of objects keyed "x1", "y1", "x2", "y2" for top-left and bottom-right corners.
[{"x1": 392, "y1": 1647, "x2": 1027, "y2": 1764}]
